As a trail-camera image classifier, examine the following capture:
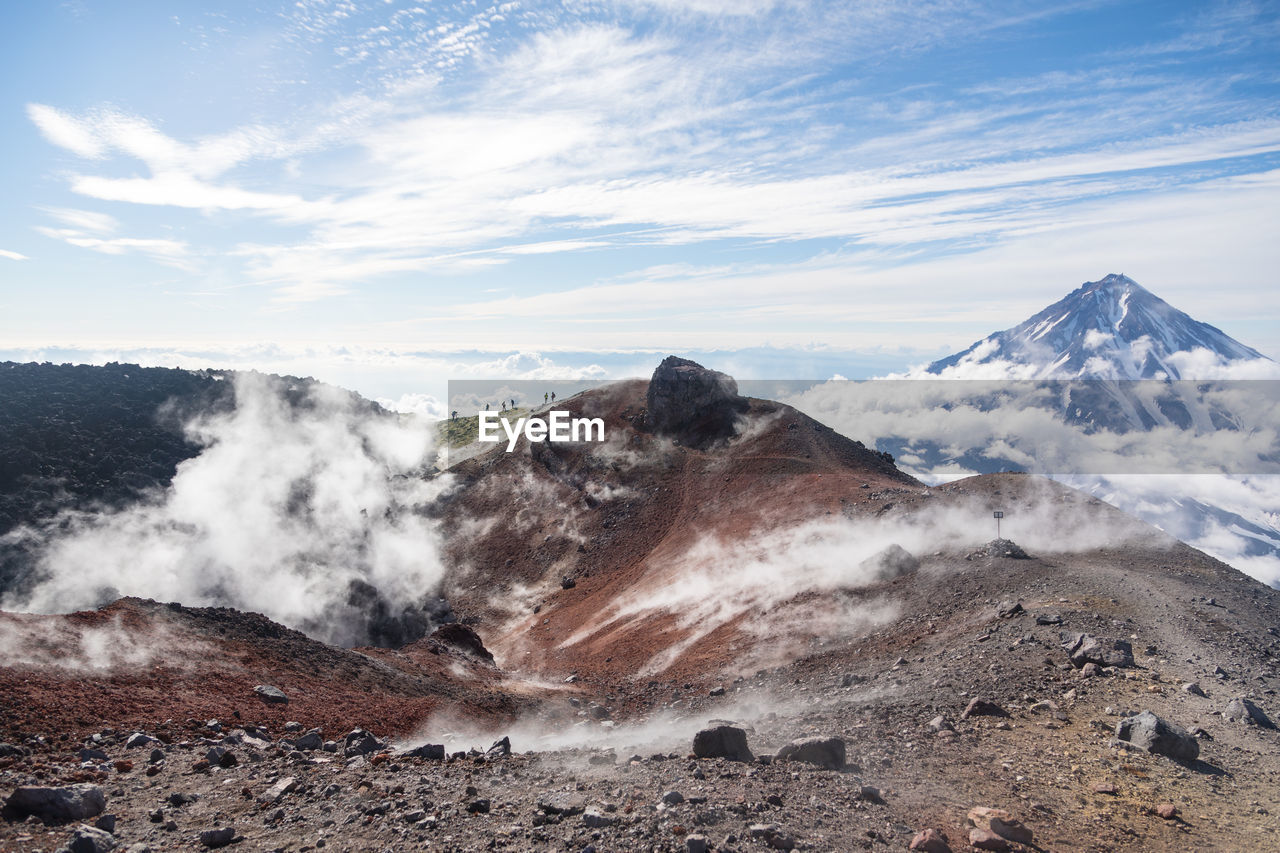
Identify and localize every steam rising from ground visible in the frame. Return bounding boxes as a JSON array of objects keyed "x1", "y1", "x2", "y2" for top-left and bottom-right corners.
[
  {"x1": 1, "y1": 373, "x2": 453, "y2": 646},
  {"x1": 0, "y1": 614, "x2": 206, "y2": 673},
  {"x1": 557, "y1": 478, "x2": 1156, "y2": 675}
]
